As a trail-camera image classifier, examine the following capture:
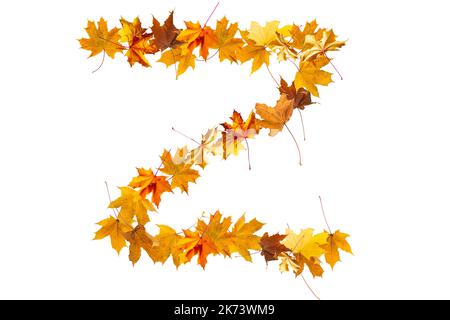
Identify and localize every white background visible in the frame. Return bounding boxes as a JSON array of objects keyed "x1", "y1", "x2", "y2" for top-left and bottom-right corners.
[{"x1": 1, "y1": 0, "x2": 449, "y2": 299}]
